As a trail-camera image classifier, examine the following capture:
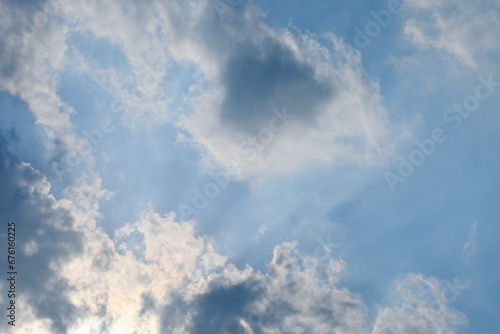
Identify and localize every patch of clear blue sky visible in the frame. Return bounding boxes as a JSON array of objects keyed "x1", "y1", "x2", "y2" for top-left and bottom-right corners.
[
  {"x1": 54, "y1": 31, "x2": 205, "y2": 232},
  {"x1": 67, "y1": 30, "x2": 130, "y2": 70}
]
